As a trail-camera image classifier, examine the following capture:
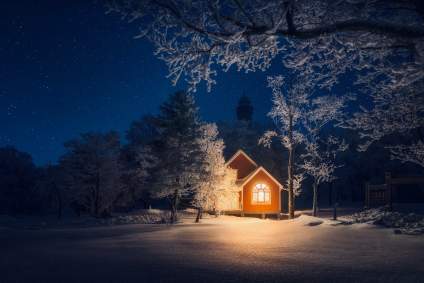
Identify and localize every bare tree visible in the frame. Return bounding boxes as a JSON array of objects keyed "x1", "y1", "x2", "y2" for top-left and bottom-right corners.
[
  {"x1": 300, "y1": 93, "x2": 348, "y2": 216},
  {"x1": 301, "y1": 136, "x2": 348, "y2": 216},
  {"x1": 261, "y1": 74, "x2": 348, "y2": 217},
  {"x1": 60, "y1": 132, "x2": 122, "y2": 218},
  {"x1": 259, "y1": 75, "x2": 308, "y2": 219}
]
